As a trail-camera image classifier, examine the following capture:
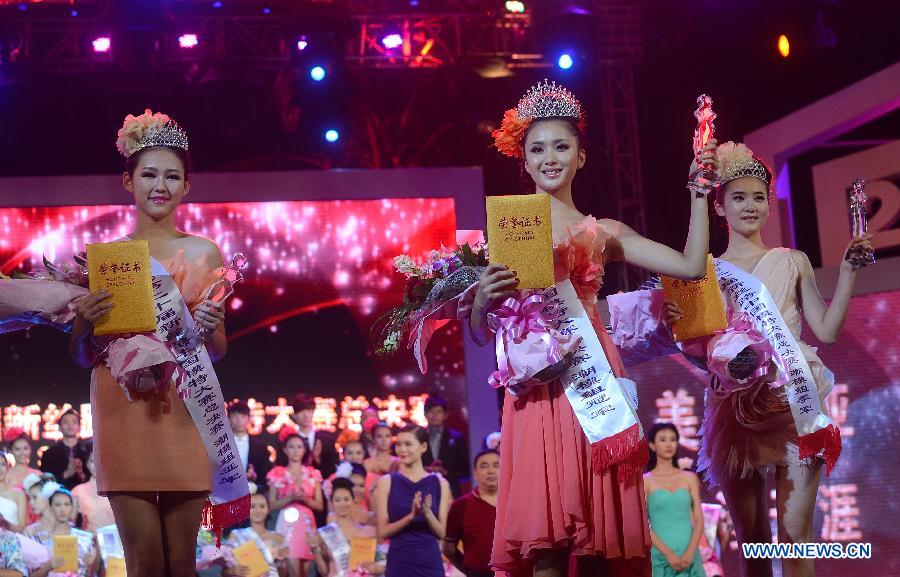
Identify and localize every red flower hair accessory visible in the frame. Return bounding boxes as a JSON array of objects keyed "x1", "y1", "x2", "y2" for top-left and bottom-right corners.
[
  {"x1": 492, "y1": 108, "x2": 532, "y2": 158},
  {"x1": 3, "y1": 427, "x2": 27, "y2": 444},
  {"x1": 278, "y1": 425, "x2": 299, "y2": 444}
]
